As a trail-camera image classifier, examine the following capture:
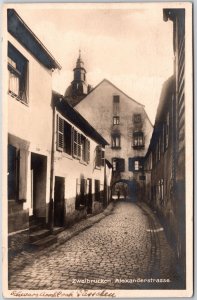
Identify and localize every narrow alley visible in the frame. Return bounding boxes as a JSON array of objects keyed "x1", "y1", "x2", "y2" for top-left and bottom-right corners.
[{"x1": 9, "y1": 201, "x2": 182, "y2": 290}]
